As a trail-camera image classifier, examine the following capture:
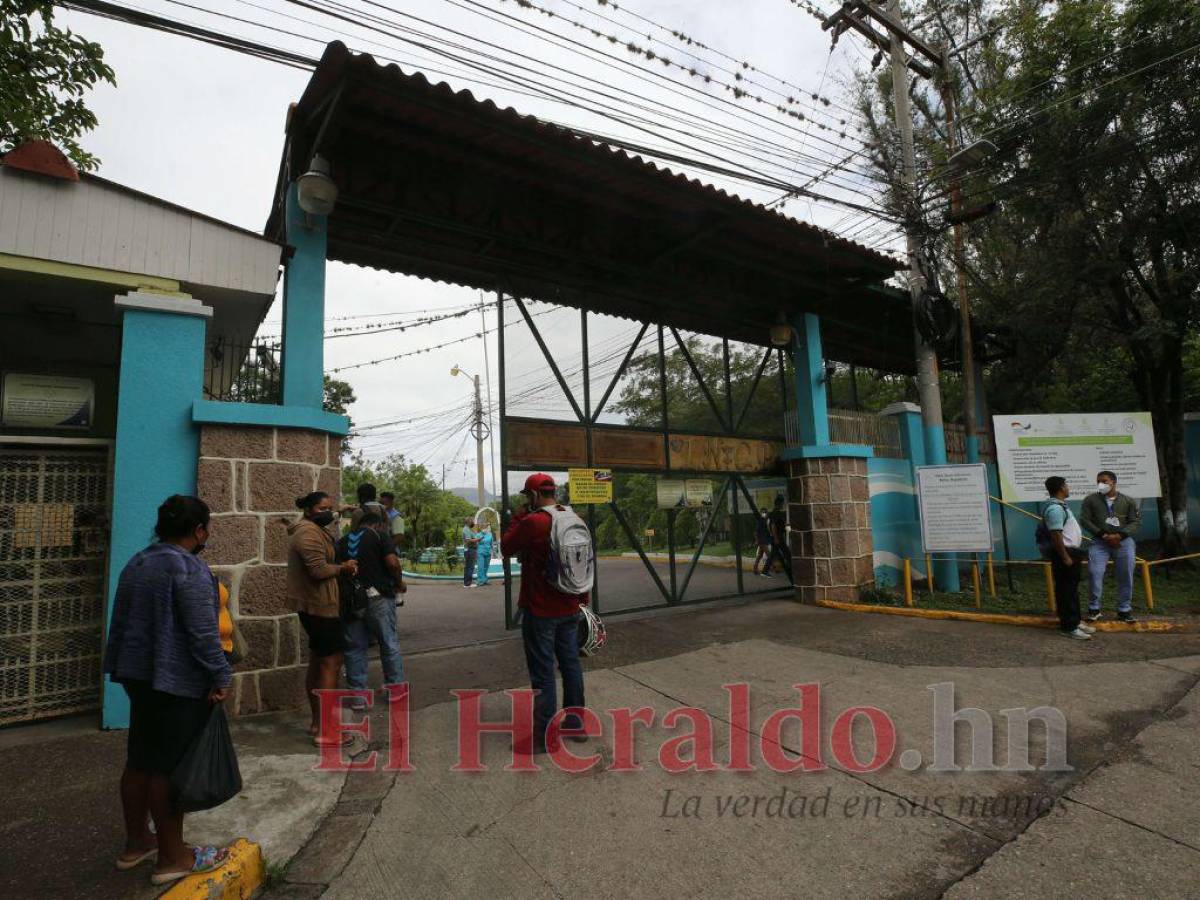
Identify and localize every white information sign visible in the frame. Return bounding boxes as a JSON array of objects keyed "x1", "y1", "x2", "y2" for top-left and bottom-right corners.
[
  {"x1": 1, "y1": 373, "x2": 94, "y2": 430},
  {"x1": 916, "y1": 464, "x2": 993, "y2": 553},
  {"x1": 992, "y1": 412, "x2": 1160, "y2": 501}
]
